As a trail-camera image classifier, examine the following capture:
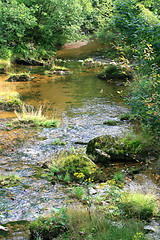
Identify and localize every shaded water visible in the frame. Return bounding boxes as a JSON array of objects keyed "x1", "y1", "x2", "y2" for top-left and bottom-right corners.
[{"x1": 0, "y1": 41, "x2": 159, "y2": 239}]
